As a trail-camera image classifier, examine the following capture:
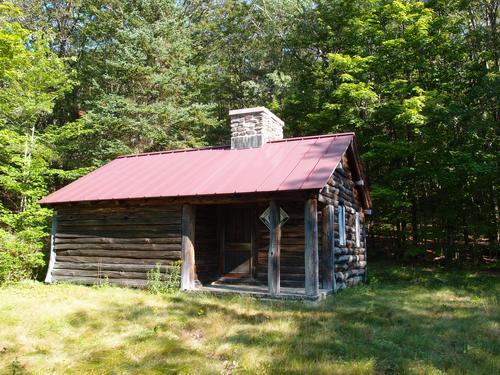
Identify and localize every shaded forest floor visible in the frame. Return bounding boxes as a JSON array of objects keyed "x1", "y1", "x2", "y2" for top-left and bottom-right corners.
[{"x1": 0, "y1": 264, "x2": 498, "y2": 374}]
